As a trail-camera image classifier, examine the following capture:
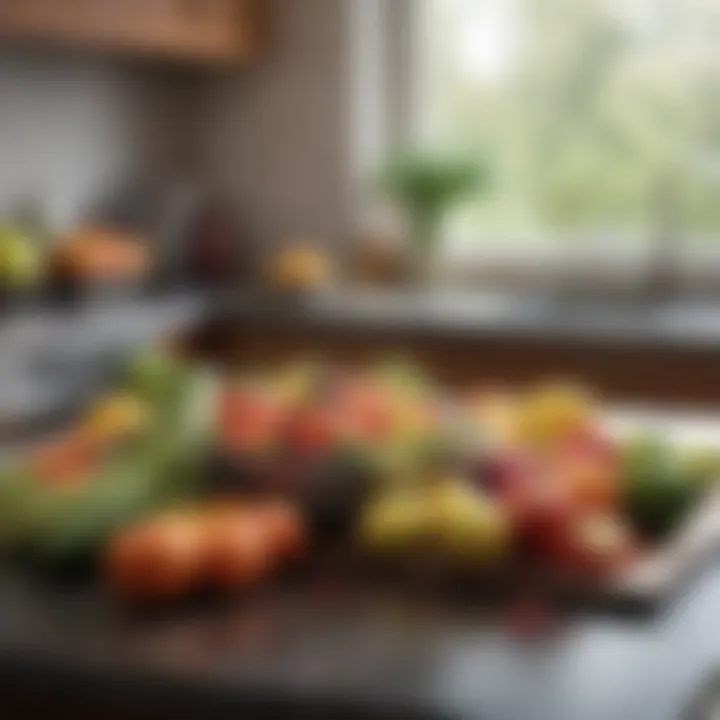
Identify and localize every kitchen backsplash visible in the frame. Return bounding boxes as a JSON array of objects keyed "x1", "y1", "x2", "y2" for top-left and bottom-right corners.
[{"x1": 0, "y1": 50, "x2": 186, "y2": 232}]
